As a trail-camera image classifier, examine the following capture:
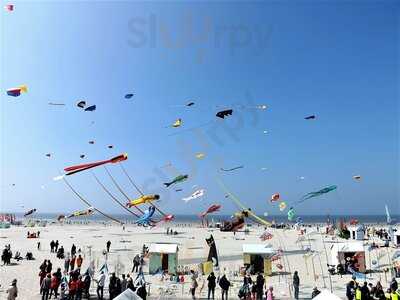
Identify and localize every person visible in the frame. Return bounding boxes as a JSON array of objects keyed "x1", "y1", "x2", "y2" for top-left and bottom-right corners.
[
  {"x1": 355, "y1": 283, "x2": 361, "y2": 300},
  {"x1": 57, "y1": 246, "x2": 65, "y2": 259},
  {"x1": 207, "y1": 272, "x2": 216, "y2": 299},
  {"x1": 136, "y1": 282, "x2": 147, "y2": 300},
  {"x1": 68, "y1": 276, "x2": 78, "y2": 300},
  {"x1": 374, "y1": 282, "x2": 385, "y2": 300},
  {"x1": 346, "y1": 280, "x2": 355, "y2": 300},
  {"x1": 75, "y1": 275, "x2": 84, "y2": 300},
  {"x1": 46, "y1": 260, "x2": 53, "y2": 274},
  {"x1": 293, "y1": 271, "x2": 300, "y2": 300},
  {"x1": 390, "y1": 278, "x2": 398, "y2": 292},
  {"x1": 6, "y1": 279, "x2": 18, "y2": 300},
  {"x1": 219, "y1": 274, "x2": 230, "y2": 300},
  {"x1": 360, "y1": 281, "x2": 370, "y2": 299},
  {"x1": 106, "y1": 241, "x2": 111, "y2": 253},
  {"x1": 49, "y1": 273, "x2": 59, "y2": 299},
  {"x1": 190, "y1": 274, "x2": 198, "y2": 299},
  {"x1": 390, "y1": 288, "x2": 399, "y2": 300},
  {"x1": 266, "y1": 286, "x2": 274, "y2": 300},
  {"x1": 255, "y1": 272, "x2": 265, "y2": 300},
  {"x1": 311, "y1": 287, "x2": 321, "y2": 298},
  {"x1": 76, "y1": 255, "x2": 83, "y2": 269},
  {"x1": 64, "y1": 255, "x2": 70, "y2": 273},
  {"x1": 50, "y1": 240, "x2": 55, "y2": 253},
  {"x1": 109, "y1": 273, "x2": 117, "y2": 299},
  {"x1": 41, "y1": 274, "x2": 52, "y2": 300},
  {"x1": 121, "y1": 274, "x2": 127, "y2": 291},
  {"x1": 132, "y1": 254, "x2": 140, "y2": 273},
  {"x1": 96, "y1": 271, "x2": 105, "y2": 300},
  {"x1": 71, "y1": 244, "x2": 76, "y2": 257},
  {"x1": 115, "y1": 275, "x2": 122, "y2": 297},
  {"x1": 70, "y1": 255, "x2": 76, "y2": 271},
  {"x1": 83, "y1": 273, "x2": 91, "y2": 298},
  {"x1": 38, "y1": 241, "x2": 41, "y2": 251},
  {"x1": 54, "y1": 240, "x2": 59, "y2": 252}
]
